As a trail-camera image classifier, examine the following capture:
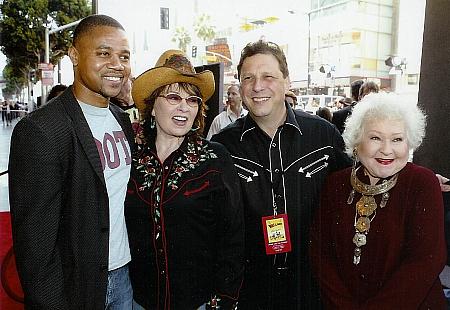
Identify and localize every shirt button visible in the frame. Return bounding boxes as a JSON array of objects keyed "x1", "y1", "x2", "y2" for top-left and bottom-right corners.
[
  {"x1": 161, "y1": 270, "x2": 165, "y2": 275},
  {"x1": 164, "y1": 166, "x2": 169, "y2": 170},
  {"x1": 272, "y1": 143, "x2": 277, "y2": 148}
]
